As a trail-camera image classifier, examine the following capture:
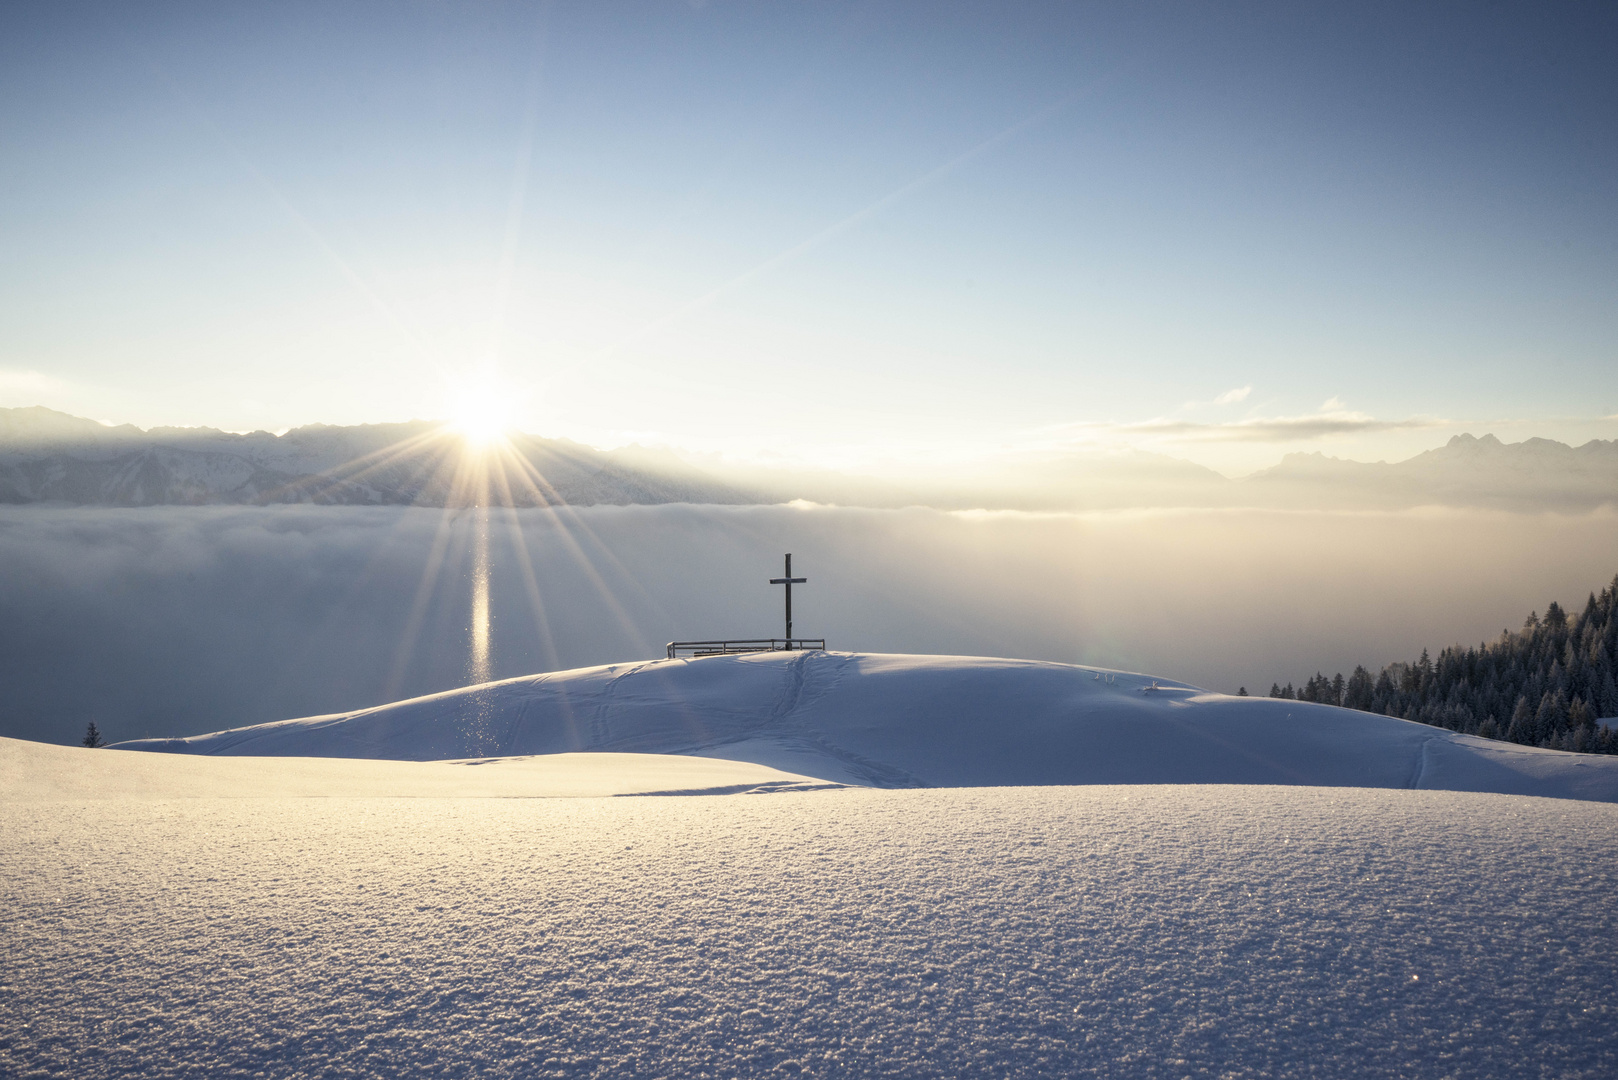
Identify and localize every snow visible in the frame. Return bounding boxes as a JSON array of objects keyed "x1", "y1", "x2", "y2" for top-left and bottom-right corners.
[
  {"x1": 115, "y1": 650, "x2": 1618, "y2": 803},
  {"x1": 4, "y1": 784, "x2": 1616, "y2": 1078},
  {"x1": 13, "y1": 653, "x2": 1618, "y2": 1075},
  {"x1": 0, "y1": 738, "x2": 836, "y2": 800}
]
